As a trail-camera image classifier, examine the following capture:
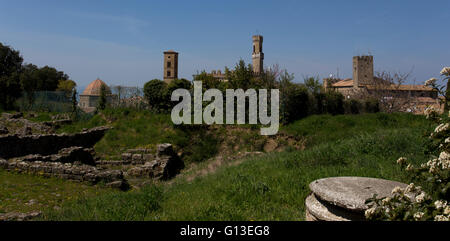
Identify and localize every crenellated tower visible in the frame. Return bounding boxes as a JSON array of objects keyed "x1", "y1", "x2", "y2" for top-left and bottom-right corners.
[{"x1": 252, "y1": 35, "x2": 264, "y2": 75}]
